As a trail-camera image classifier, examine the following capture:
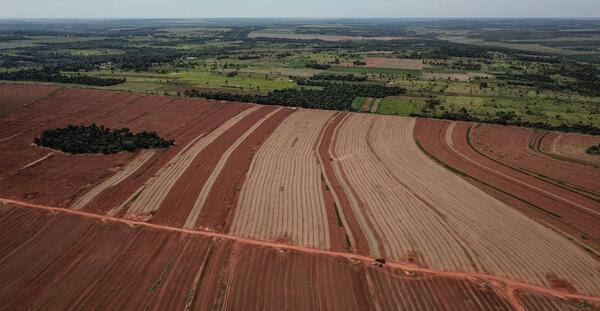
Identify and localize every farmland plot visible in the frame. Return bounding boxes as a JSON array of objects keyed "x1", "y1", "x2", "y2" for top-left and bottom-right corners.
[
  {"x1": 230, "y1": 109, "x2": 335, "y2": 250},
  {"x1": 116, "y1": 106, "x2": 261, "y2": 219},
  {"x1": 470, "y1": 124, "x2": 600, "y2": 197},
  {"x1": 333, "y1": 114, "x2": 600, "y2": 295},
  {"x1": 540, "y1": 132, "x2": 600, "y2": 166},
  {"x1": 0, "y1": 84, "x2": 58, "y2": 117},
  {"x1": 82, "y1": 99, "x2": 249, "y2": 214},
  {"x1": 364, "y1": 57, "x2": 423, "y2": 70}
]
